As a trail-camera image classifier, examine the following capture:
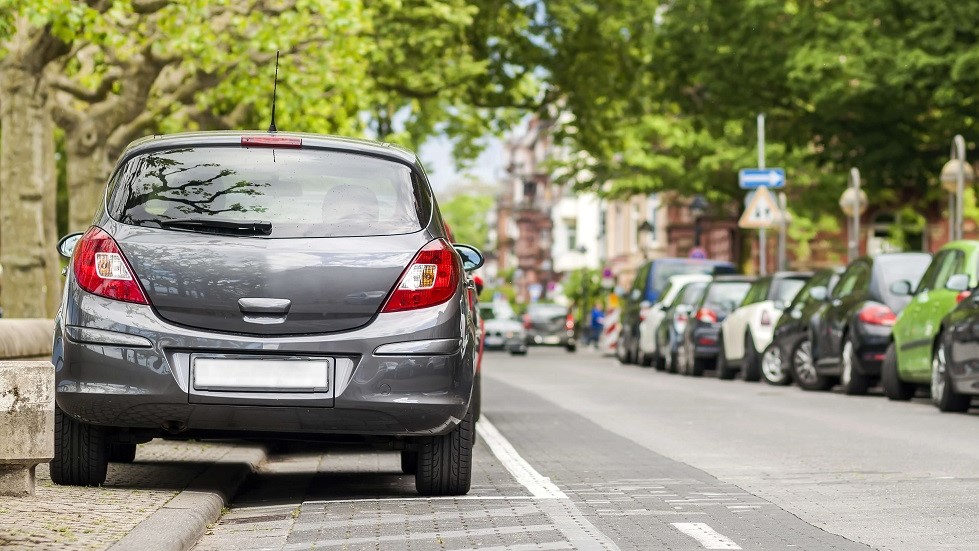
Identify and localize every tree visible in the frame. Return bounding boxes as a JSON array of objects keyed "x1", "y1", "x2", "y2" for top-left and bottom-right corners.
[{"x1": 438, "y1": 183, "x2": 494, "y2": 247}]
